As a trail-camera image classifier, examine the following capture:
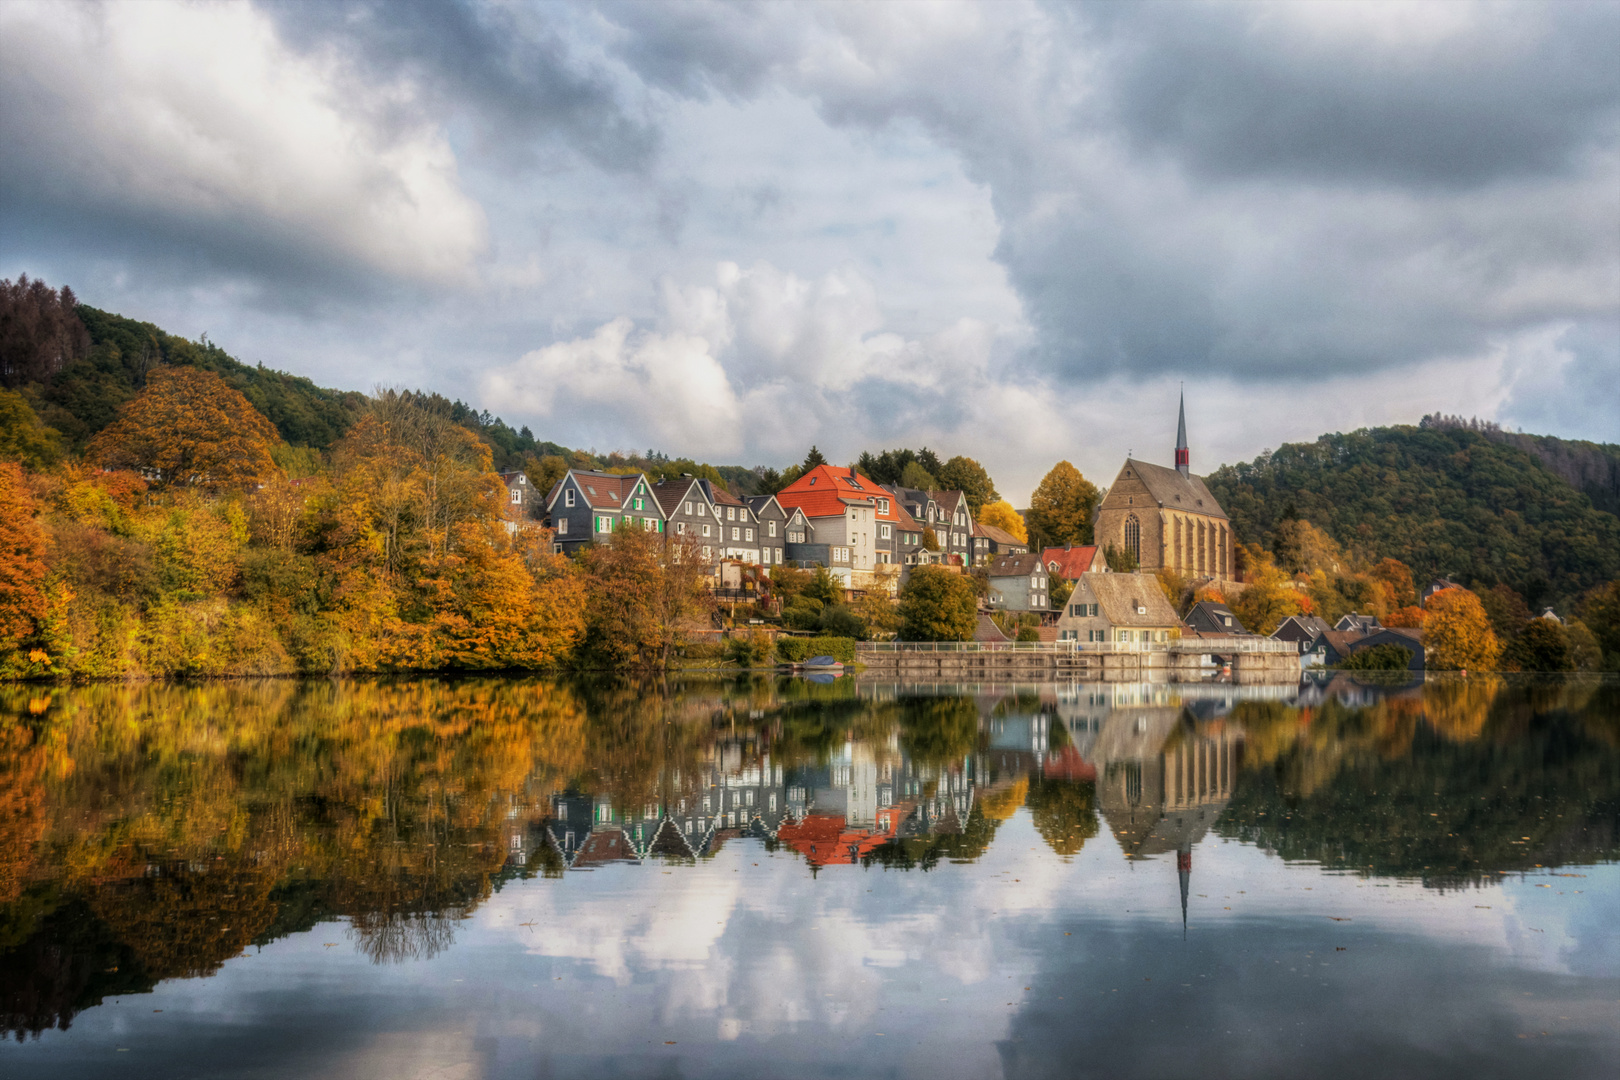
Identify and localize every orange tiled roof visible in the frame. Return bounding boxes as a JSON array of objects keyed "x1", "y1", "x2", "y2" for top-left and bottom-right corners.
[
  {"x1": 1042, "y1": 545, "x2": 1101, "y2": 580},
  {"x1": 777, "y1": 464, "x2": 899, "y2": 521}
]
